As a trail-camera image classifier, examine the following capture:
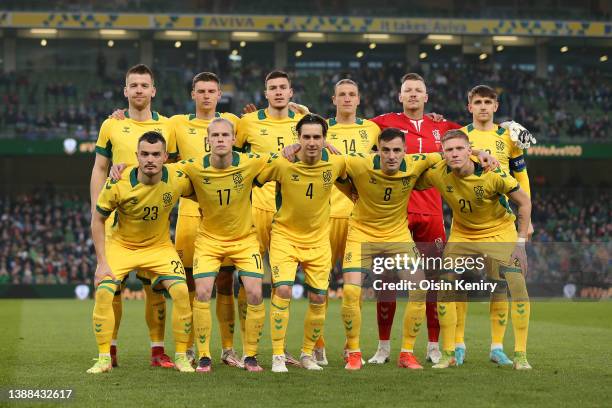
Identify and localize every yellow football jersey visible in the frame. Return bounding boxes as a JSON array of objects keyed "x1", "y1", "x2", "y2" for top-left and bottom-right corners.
[
  {"x1": 255, "y1": 150, "x2": 346, "y2": 246},
  {"x1": 235, "y1": 109, "x2": 303, "y2": 212},
  {"x1": 326, "y1": 118, "x2": 380, "y2": 218},
  {"x1": 347, "y1": 152, "x2": 442, "y2": 241},
  {"x1": 171, "y1": 112, "x2": 240, "y2": 216},
  {"x1": 176, "y1": 152, "x2": 267, "y2": 242},
  {"x1": 95, "y1": 111, "x2": 177, "y2": 165},
  {"x1": 416, "y1": 161, "x2": 519, "y2": 238},
  {"x1": 96, "y1": 164, "x2": 193, "y2": 249}
]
